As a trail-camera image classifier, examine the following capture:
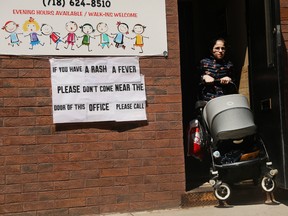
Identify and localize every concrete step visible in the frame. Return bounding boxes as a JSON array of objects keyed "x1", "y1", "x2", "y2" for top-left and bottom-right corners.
[
  {"x1": 181, "y1": 182, "x2": 218, "y2": 207},
  {"x1": 181, "y1": 180, "x2": 287, "y2": 208}
]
